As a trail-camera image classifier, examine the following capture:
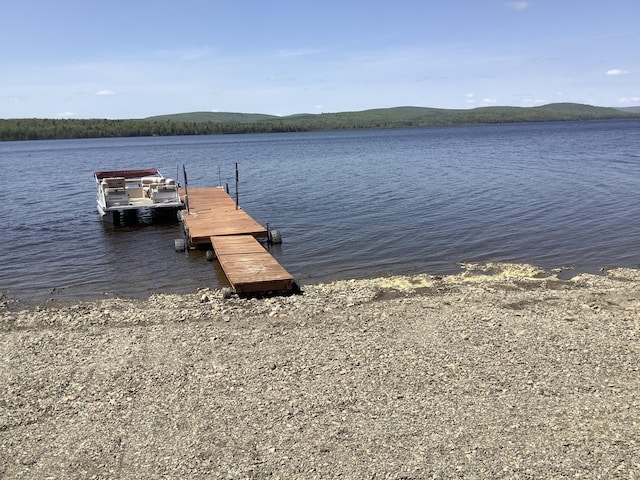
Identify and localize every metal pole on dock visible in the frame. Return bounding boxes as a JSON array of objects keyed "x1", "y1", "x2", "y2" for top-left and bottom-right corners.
[
  {"x1": 183, "y1": 164, "x2": 189, "y2": 213},
  {"x1": 235, "y1": 162, "x2": 239, "y2": 210}
]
